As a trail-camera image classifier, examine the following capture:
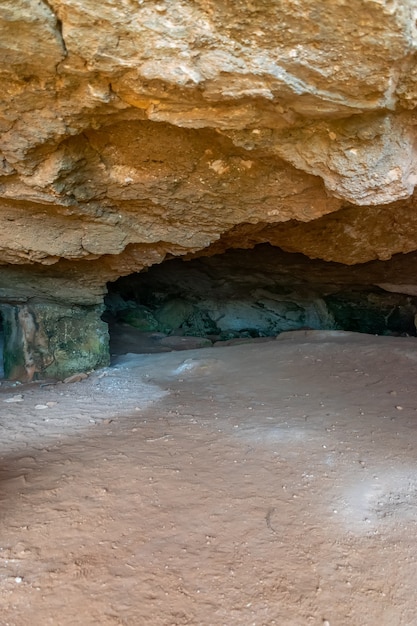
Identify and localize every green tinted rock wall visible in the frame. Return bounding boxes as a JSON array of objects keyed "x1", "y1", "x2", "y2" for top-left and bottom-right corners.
[{"x1": 1, "y1": 302, "x2": 109, "y2": 381}]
